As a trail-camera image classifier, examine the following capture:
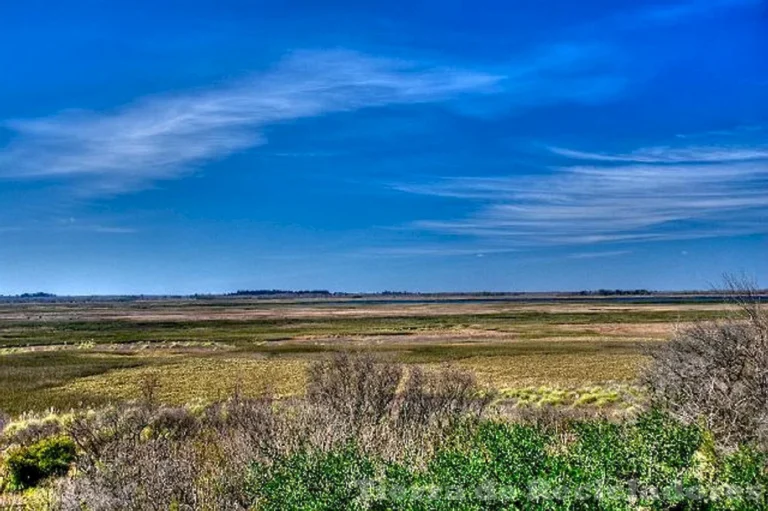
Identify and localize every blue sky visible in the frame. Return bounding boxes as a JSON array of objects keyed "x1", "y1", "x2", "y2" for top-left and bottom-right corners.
[{"x1": 0, "y1": 0, "x2": 766, "y2": 294}]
